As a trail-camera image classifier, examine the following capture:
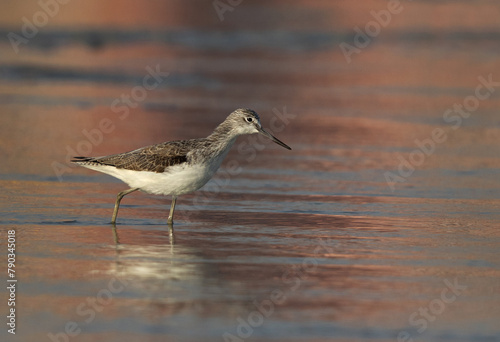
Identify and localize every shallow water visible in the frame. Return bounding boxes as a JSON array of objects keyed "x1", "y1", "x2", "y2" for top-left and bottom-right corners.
[{"x1": 1, "y1": 1, "x2": 500, "y2": 342}]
